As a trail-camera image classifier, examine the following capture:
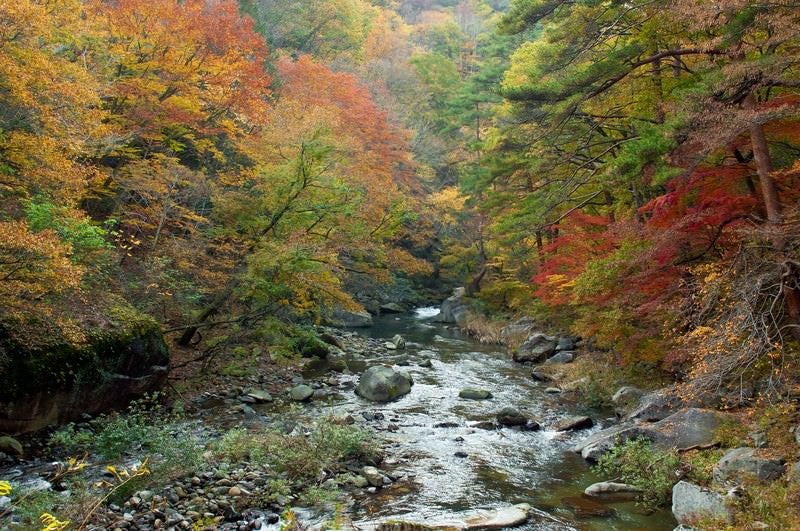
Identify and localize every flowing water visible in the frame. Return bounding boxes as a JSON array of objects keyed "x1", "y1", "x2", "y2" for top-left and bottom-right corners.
[{"x1": 301, "y1": 309, "x2": 677, "y2": 530}]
